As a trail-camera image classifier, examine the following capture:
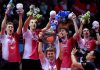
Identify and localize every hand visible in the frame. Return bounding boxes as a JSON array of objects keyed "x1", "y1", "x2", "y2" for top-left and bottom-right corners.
[
  {"x1": 95, "y1": 27, "x2": 99, "y2": 33},
  {"x1": 58, "y1": 32, "x2": 63, "y2": 38},
  {"x1": 71, "y1": 13, "x2": 76, "y2": 21},
  {"x1": 68, "y1": 12, "x2": 76, "y2": 21},
  {"x1": 17, "y1": 9, "x2": 24, "y2": 16},
  {"x1": 80, "y1": 18, "x2": 85, "y2": 25},
  {"x1": 71, "y1": 48, "x2": 77, "y2": 55},
  {"x1": 5, "y1": 8, "x2": 10, "y2": 15},
  {"x1": 27, "y1": 10, "x2": 33, "y2": 16},
  {"x1": 39, "y1": 32, "x2": 43, "y2": 39}
]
